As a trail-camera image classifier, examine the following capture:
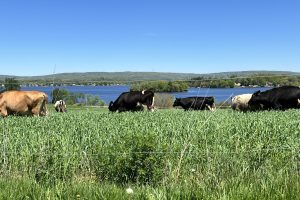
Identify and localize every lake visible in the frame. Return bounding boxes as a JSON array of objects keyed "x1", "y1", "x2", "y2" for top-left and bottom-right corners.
[{"x1": 21, "y1": 85, "x2": 270, "y2": 104}]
